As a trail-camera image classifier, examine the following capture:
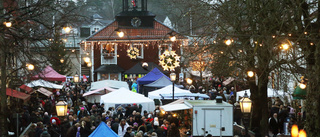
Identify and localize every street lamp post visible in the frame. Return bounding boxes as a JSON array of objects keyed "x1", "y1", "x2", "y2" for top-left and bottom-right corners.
[
  {"x1": 170, "y1": 73, "x2": 176, "y2": 101},
  {"x1": 239, "y1": 91, "x2": 252, "y2": 136},
  {"x1": 74, "y1": 73, "x2": 79, "y2": 110}
]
